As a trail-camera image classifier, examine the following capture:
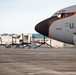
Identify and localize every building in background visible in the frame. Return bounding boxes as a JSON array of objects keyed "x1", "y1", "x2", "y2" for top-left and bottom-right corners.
[
  {"x1": 51, "y1": 39, "x2": 64, "y2": 48},
  {"x1": 32, "y1": 34, "x2": 51, "y2": 47},
  {"x1": 0, "y1": 35, "x2": 12, "y2": 44},
  {"x1": 0, "y1": 33, "x2": 75, "y2": 48}
]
